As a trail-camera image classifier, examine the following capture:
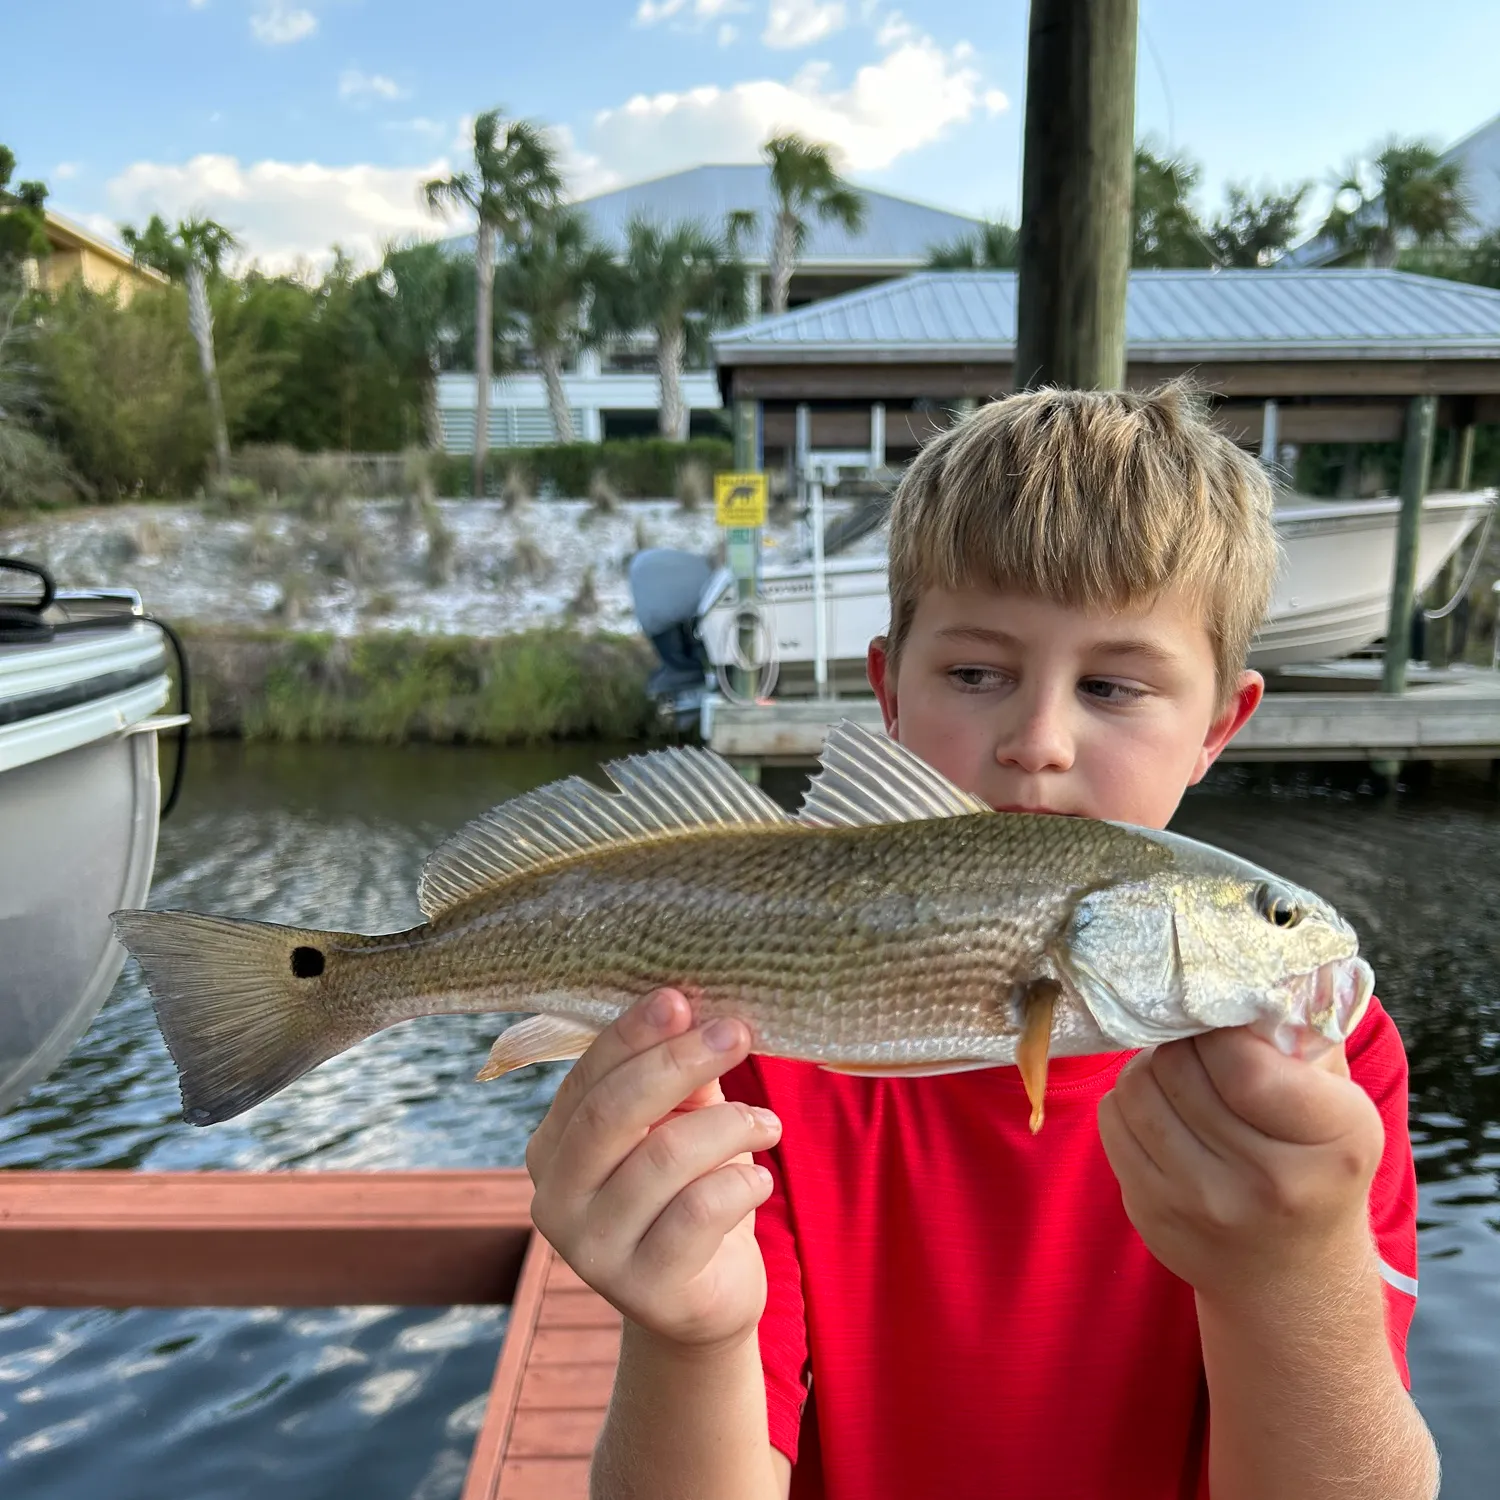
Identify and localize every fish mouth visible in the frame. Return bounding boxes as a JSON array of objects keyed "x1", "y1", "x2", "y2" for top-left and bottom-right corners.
[{"x1": 1272, "y1": 955, "x2": 1374, "y2": 1050}]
